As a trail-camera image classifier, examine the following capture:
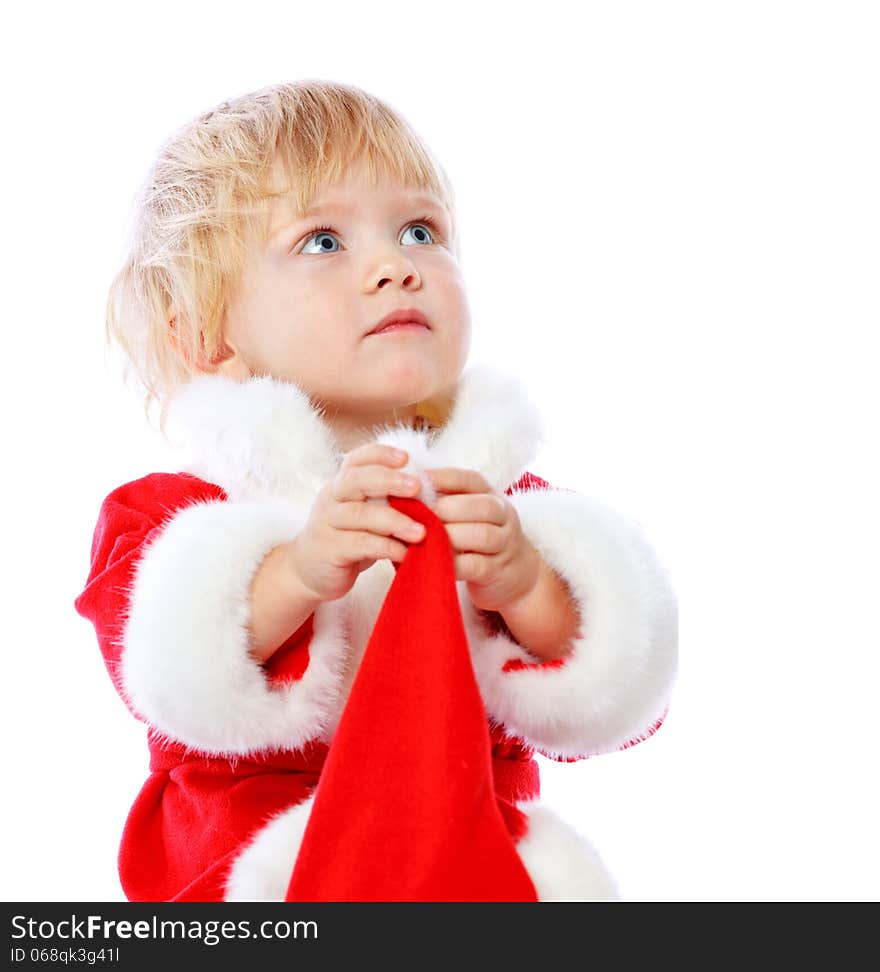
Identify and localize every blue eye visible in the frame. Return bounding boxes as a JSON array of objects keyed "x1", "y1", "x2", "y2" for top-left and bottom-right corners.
[
  {"x1": 401, "y1": 222, "x2": 436, "y2": 245},
  {"x1": 301, "y1": 228, "x2": 340, "y2": 254},
  {"x1": 298, "y1": 218, "x2": 440, "y2": 255}
]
